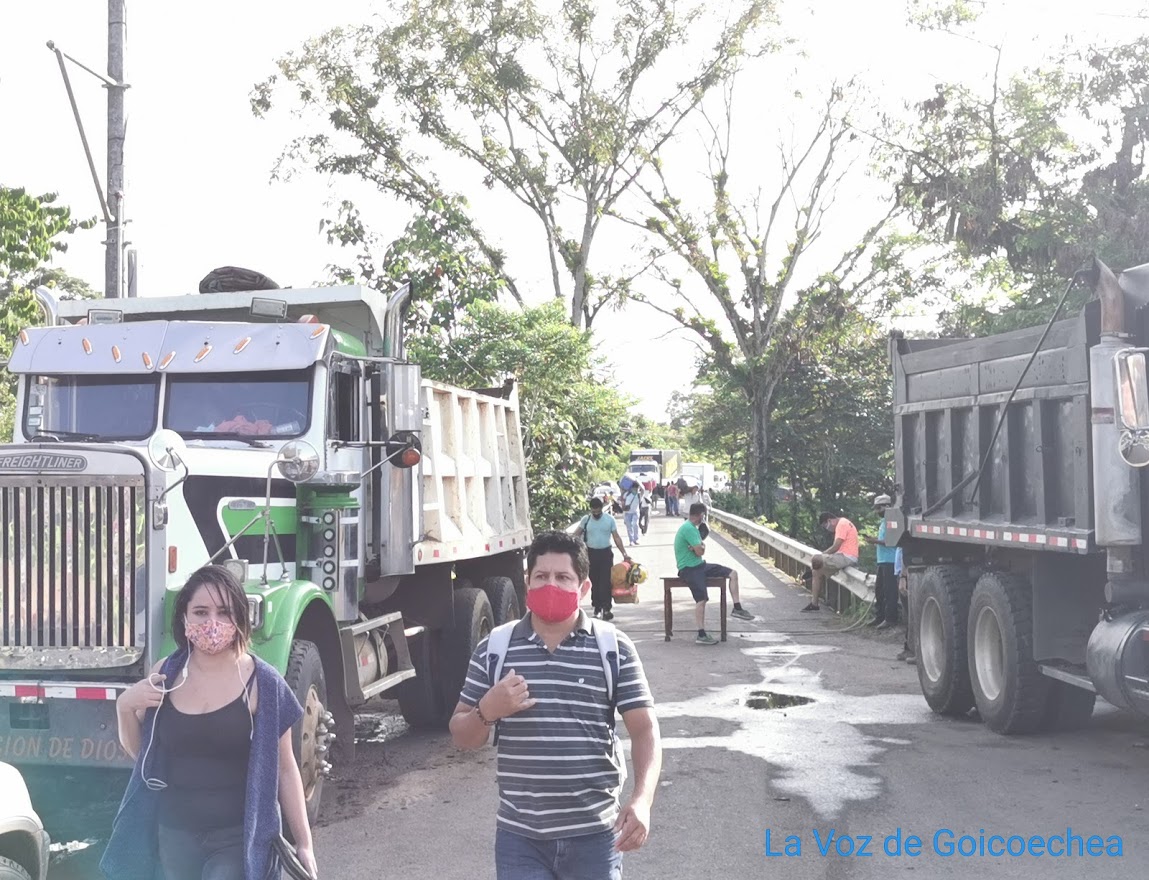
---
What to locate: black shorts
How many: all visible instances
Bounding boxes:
[679,563,733,602]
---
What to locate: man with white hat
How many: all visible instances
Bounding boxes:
[866,493,898,629]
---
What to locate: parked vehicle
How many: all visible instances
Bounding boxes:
[628,449,683,499]
[0,281,531,822]
[0,763,49,880]
[681,462,716,491]
[887,258,1149,733]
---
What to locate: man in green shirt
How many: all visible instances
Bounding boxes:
[674,503,754,645]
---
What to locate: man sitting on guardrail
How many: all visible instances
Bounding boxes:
[803,511,859,612]
[675,503,755,645]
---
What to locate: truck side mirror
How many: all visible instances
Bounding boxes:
[1115,348,1149,467]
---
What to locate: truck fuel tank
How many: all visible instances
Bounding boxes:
[1086,609,1149,716]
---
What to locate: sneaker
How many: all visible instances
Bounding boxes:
[867,618,883,627]
[730,608,754,621]
[601,611,614,622]
[695,632,719,645]
[895,649,912,661]
[904,654,917,665]
[800,603,821,612]
[593,609,602,619]
[875,620,892,631]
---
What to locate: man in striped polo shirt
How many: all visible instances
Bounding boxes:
[450,530,662,879]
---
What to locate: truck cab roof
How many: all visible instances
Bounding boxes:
[51,284,399,357]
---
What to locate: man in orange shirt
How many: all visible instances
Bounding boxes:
[802,511,859,612]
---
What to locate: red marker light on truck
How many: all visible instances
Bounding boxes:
[400,448,421,467]
[168,546,178,574]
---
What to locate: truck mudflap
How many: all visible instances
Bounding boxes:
[0,684,132,769]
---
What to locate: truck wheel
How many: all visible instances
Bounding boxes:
[482,576,520,626]
[1042,680,1096,730]
[916,565,975,716]
[397,630,447,729]
[967,571,1051,734]
[285,639,328,826]
[443,586,495,715]
[0,856,33,880]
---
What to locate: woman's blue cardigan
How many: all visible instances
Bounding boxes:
[100,650,304,880]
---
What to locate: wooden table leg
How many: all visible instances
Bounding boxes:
[664,583,672,641]
[720,579,728,642]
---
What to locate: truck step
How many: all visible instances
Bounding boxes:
[1038,664,1095,692]
[360,668,418,700]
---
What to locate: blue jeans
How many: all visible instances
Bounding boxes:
[623,512,640,543]
[496,828,623,880]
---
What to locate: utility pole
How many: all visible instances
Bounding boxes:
[48,2,131,300]
[106,0,127,299]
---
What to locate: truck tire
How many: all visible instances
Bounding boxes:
[397,630,447,729]
[482,576,520,627]
[285,639,328,826]
[0,856,32,880]
[1042,680,1097,731]
[916,565,975,716]
[967,571,1051,734]
[443,587,495,712]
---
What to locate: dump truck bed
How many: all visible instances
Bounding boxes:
[891,311,1097,553]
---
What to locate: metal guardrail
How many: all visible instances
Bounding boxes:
[709,508,875,609]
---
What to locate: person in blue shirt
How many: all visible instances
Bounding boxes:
[865,494,899,629]
[579,497,631,620]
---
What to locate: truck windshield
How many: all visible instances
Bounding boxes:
[165,369,312,439]
[24,375,160,440]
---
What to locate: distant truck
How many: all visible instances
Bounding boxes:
[628,449,682,494]
[0,281,531,823]
[887,258,1149,734]
[681,462,716,491]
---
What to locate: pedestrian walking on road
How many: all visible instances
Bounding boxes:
[865,494,898,629]
[102,565,318,880]
[803,511,859,612]
[580,496,630,621]
[665,481,679,517]
[675,503,754,645]
[450,530,663,880]
[621,483,643,545]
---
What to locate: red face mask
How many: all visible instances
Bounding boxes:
[526,584,580,623]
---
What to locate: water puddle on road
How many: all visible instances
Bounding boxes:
[658,640,934,818]
[745,690,814,710]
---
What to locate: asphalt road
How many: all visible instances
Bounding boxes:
[46,511,1149,879]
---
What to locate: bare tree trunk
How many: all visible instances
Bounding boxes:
[569,206,596,329]
[789,472,799,537]
[751,380,773,517]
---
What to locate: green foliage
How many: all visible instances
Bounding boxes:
[408,300,630,529]
[883,31,1149,333]
[254,0,776,328]
[323,197,505,340]
[0,187,94,440]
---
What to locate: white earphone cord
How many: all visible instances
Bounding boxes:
[140,654,254,792]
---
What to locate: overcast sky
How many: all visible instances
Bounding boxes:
[2,0,1143,419]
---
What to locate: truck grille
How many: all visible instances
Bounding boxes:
[0,480,146,648]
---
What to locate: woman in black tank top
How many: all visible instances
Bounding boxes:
[113,566,317,879]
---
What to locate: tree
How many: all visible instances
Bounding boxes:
[0,187,94,439]
[622,82,911,514]
[253,0,775,328]
[409,299,630,528]
[323,197,506,341]
[879,22,1149,333]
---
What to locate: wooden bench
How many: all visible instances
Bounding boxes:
[662,576,728,642]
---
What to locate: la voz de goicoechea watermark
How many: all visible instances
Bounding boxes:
[766,828,1124,859]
